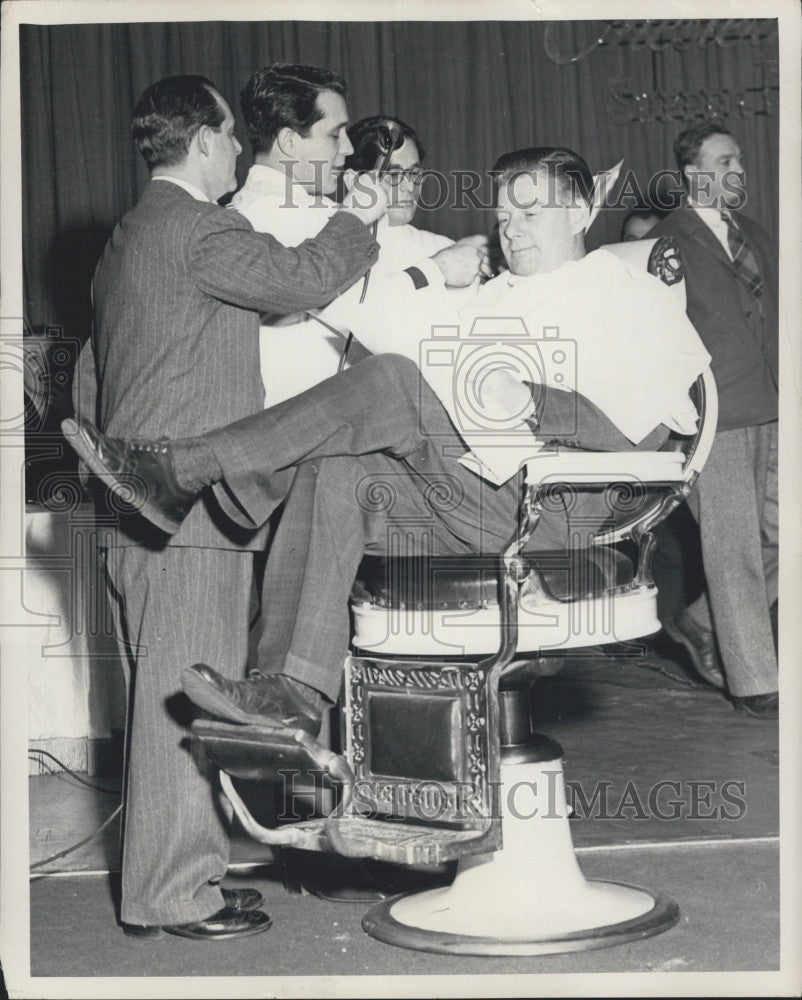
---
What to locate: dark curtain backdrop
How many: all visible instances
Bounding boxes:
[20,19,779,343]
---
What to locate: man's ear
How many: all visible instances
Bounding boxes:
[194,124,213,158]
[568,201,590,236]
[275,126,297,158]
[682,162,699,198]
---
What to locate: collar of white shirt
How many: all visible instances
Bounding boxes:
[151,175,211,203]
[688,201,733,259]
[235,163,336,209]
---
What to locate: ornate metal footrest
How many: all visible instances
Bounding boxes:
[215,796,490,865]
[323,816,489,866]
[192,719,493,864]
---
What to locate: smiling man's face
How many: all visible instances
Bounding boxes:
[685,132,746,210]
[496,169,584,276]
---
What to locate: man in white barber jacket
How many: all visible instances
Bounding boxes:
[231,63,487,404]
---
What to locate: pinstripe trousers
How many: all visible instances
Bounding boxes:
[684,421,778,697]
[103,544,254,926]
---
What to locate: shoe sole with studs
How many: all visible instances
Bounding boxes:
[61,417,182,535]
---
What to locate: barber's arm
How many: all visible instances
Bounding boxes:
[188,205,381,316]
[314,262,452,359]
[311,237,490,358]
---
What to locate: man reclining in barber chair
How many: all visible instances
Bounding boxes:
[63,147,713,952]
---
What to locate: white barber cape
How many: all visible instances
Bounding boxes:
[229,164,451,405]
[231,168,709,484]
[329,249,712,484]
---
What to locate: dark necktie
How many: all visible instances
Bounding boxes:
[720,209,763,298]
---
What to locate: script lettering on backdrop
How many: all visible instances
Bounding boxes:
[542,19,778,66]
[606,57,779,124]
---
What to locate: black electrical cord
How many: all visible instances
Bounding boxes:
[28,748,120,794]
[557,657,718,691]
[634,658,715,689]
[30,804,123,871]
[29,747,124,873]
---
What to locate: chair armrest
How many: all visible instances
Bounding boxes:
[523,367,717,489]
[524,450,686,485]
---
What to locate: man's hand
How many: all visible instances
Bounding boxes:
[339,173,388,227]
[432,236,492,287]
[472,367,536,425]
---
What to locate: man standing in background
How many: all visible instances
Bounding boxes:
[653,121,778,719]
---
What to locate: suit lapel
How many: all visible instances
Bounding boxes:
[675,204,734,271]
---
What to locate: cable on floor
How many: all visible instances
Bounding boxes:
[545,655,718,691]
[28,748,121,794]
[30,803,123,871]
[634,658,716,689]
[29,747,123,873]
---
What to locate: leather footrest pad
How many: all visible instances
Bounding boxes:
[192,720,330,783]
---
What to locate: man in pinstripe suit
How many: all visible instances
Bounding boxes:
[73,75,385,939]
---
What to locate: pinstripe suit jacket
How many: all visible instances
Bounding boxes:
[76,179,378,548]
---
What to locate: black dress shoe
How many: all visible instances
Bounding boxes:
[663,611,726,689]
[122,888,265,938]
[181,665,323,738]
[731,691,778,719]
[61,417,197,534]
[220,886,263,911]
[123,905,271,940]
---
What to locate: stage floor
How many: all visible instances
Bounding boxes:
[27,639,781,984]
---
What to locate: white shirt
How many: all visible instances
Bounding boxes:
[230,164,337,244]
[230,163,451,405]
[690,202,733,260]
[151,175,210,203]
[231,163,452,262]
[371,220,452,274]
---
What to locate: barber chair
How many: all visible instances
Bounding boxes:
[191,238,717,955]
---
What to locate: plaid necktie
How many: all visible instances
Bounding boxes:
[720,209,763,298]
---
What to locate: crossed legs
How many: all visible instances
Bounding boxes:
[255,450,523,700]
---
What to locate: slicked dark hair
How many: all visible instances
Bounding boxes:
[343,115,425,172]
[240,64,347,155]
[492,146,594,207]
[132,75,225,170]
[673,120,733,188]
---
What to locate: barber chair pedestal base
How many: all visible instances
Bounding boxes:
[281,850,456,903]
[362,743,679,956]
